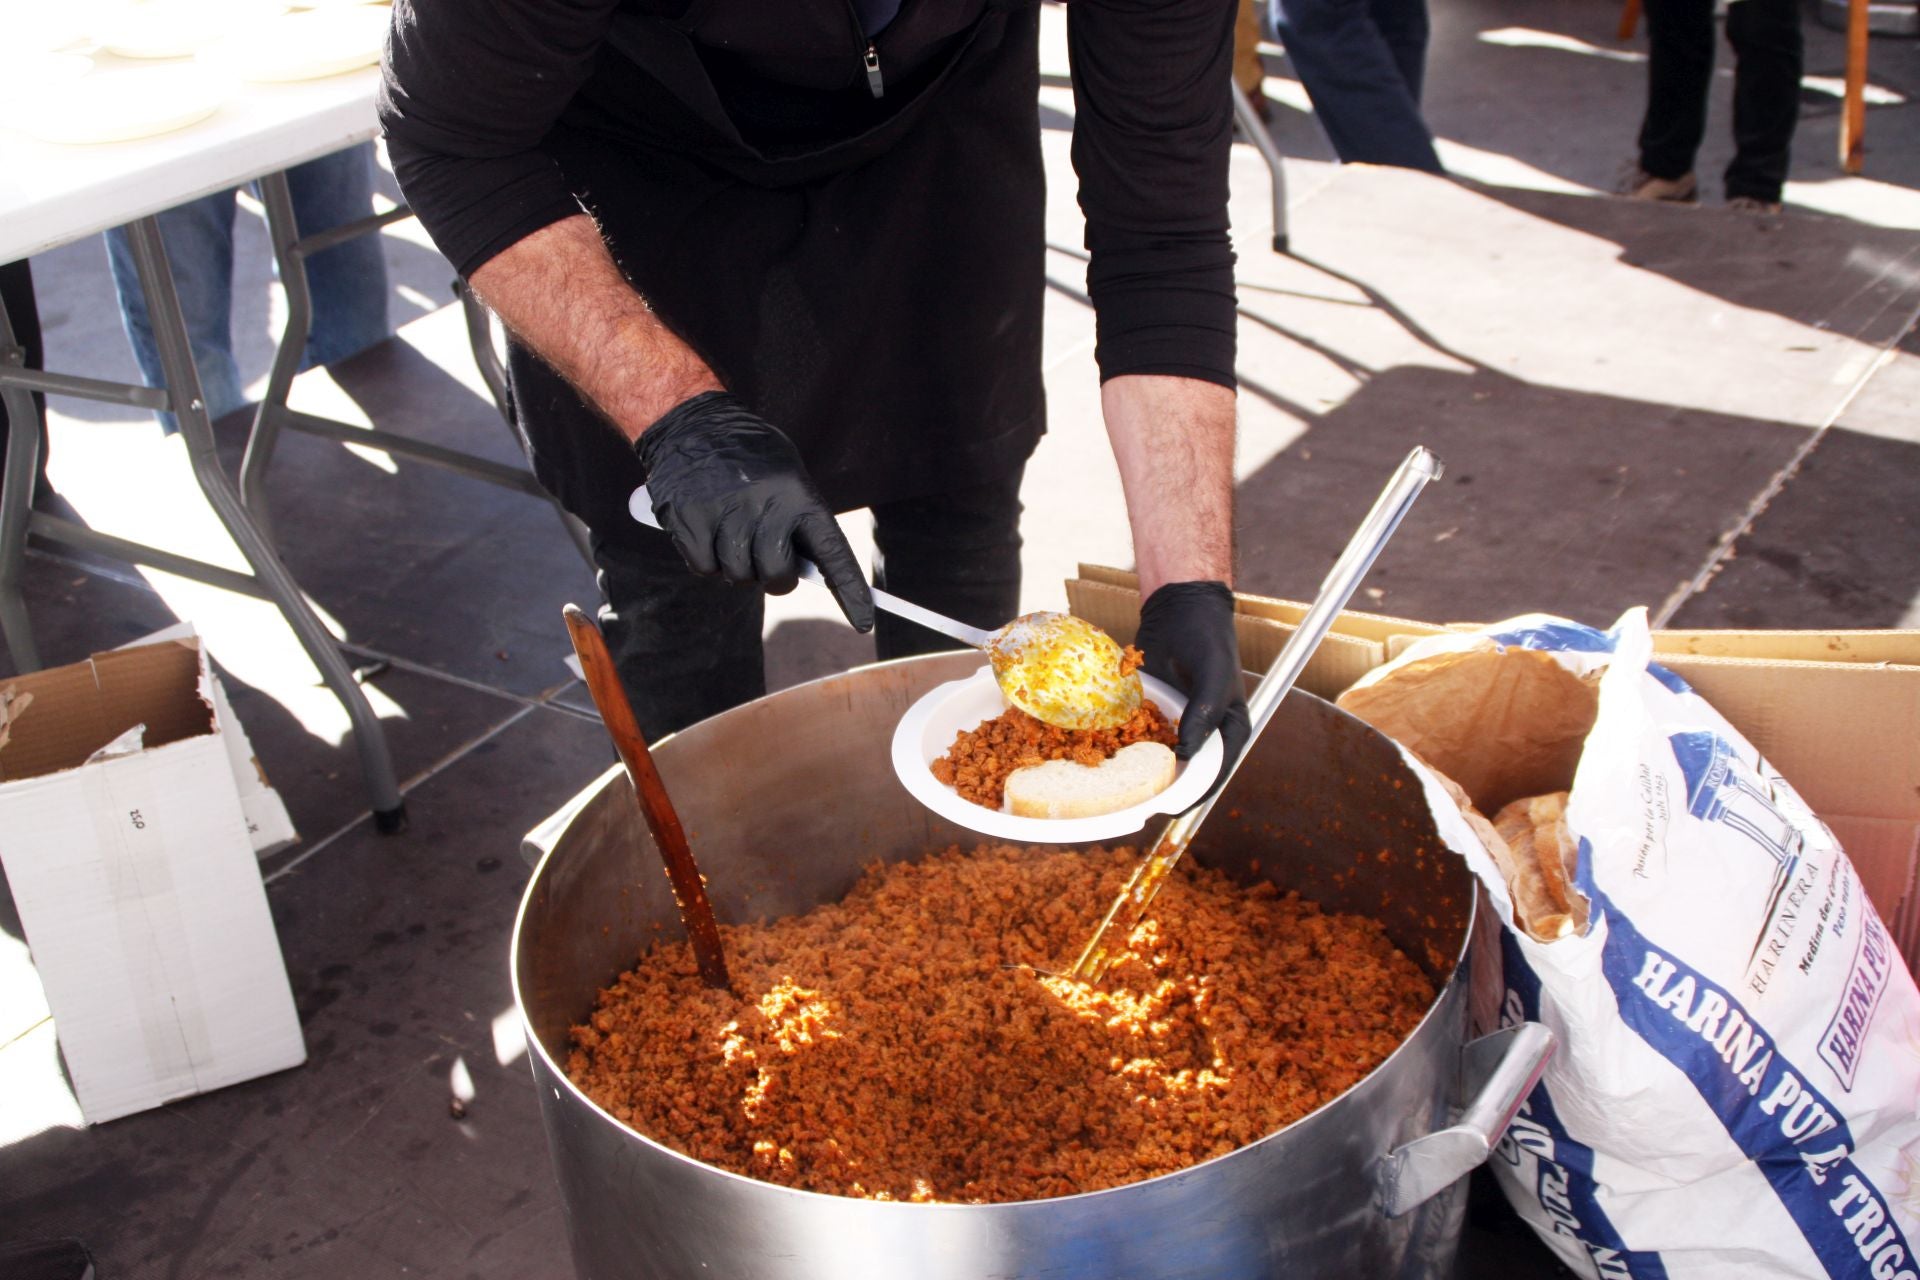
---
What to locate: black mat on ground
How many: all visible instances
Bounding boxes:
[1469,183,1920,348]
[206,333,598,703]
[1669,424,1920,629]
[0,550,543,848]
[0,552,179,677]
[1232,364,1808,626]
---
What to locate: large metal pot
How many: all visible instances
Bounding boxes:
[513,653,1550,1279]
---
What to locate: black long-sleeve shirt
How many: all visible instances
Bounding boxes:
[379,0,1238,389]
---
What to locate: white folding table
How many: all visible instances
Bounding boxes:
[0,61,566,832]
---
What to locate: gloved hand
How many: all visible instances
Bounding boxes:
[636,391,874,632]
[1135,580,1252,793]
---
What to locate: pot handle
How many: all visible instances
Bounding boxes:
[1379,1021,1555,1217]
[520,764,625,868]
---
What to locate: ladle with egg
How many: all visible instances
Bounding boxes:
[626,486,1143,730]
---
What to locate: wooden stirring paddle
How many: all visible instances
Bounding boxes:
[563,604,731,992]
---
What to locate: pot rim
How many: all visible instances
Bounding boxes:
[510,655,1476,1214]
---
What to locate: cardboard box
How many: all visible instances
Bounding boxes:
[1068,567,1920,974]
[0,636,306,1123]
[124,623,296,858]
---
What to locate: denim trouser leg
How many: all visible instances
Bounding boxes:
[1371,0,1431,104]
[1271,0,1442,171]
[105,190,244,431]
[281,145,389,367]
[104,143,388,431]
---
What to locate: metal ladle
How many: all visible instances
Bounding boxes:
[627,486,1142,730]
[1067,446,1445,983]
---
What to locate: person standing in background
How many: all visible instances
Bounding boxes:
[1236,0,1272,121]
[1620,0,1804,212]
[1268,0,1442,171]
[104,144,390,432]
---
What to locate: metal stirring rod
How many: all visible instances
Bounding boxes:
[1067,446,1445,984]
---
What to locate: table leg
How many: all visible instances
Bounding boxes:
[0,294,44,673]
[452,279,597,572]
[125,215,407,831]
[237,169,310,547]
[247,169,599,584]
[1231,79,1290,254]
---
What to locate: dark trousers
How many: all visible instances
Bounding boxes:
[594,469,1025,741]
[1271,0,1442,172]
[1638,0,1804,202]
[0,260,48,494]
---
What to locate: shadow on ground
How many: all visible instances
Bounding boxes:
[1468,180,1920,345]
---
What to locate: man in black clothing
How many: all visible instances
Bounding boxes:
[379,0,1251,768]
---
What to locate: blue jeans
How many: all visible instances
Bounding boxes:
[1271,0,1442,172]
[105,144,389,431]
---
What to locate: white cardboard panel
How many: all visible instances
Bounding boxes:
[0,650,305,1124]
[120,623,297,857]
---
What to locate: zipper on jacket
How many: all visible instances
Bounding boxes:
[843,0,886,98]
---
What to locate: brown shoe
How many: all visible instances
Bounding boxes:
[1617,165,1699,203]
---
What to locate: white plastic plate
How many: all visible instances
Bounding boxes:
[197,5,388,81]
[0,52,94,102]
[892,665,1223,844]
[24,66,230,144]
[96,0,283,59]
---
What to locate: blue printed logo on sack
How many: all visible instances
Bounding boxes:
[1496,932,1672,1279]
[1488,619,1692,693]
[1670,731,1814,996]
[1489,621,1618,654]
[1597,873,1919,1280]
[1671,731,1805,870]
[1818,911,1895,1091]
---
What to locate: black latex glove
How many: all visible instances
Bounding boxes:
[636,391,874,632]
[1135,581,1252,792]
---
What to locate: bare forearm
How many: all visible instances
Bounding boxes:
[467,214,721,443]
[1102,374,1236,595]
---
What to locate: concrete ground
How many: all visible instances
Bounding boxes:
[2,0,1917,1276]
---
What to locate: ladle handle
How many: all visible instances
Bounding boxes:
[1175,445,1442,838]
[627,485,995,649]
[563,604,731,992]
[1068,446,1442,983]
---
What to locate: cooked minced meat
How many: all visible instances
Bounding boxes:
[567,844,1432,1204]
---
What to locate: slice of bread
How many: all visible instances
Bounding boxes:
[1005,742,1178,820]
[1491,791,1589,941]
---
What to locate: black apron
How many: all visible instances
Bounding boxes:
[507,0,1047,535]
